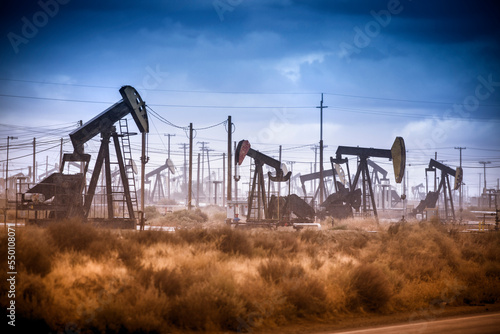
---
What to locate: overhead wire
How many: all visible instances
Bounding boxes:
[0,140,70,163]
[1,91,499,123]
[1,77,500,108]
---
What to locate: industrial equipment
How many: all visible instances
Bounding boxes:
[327,137,406,220]
[146,158,175,203]
[299,169,338,205]
[412,159,462,221]
[234,140,316,228]
[367,159,401,210]
[412,183,426,200]
[19,86,148,226]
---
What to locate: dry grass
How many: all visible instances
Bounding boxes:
[1,218,499,332]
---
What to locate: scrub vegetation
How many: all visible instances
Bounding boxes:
[1,217,499,333]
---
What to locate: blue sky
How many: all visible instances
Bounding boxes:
[1,0,499,198]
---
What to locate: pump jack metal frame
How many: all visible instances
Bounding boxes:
[146,159,175,203]
[235,140,317,229]
[332,137,406,221]
[237,140,291,224]
[299,169,337,206]
[19,86,148,227]
[412,159,462,222]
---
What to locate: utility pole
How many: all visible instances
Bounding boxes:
[4,136,17,225]
[233,141,239,202]
[288,161,295,193]
[455,147,466,212]
[478,173,482,198]
[316,93,328,205]
[164,134,175,199]
[59,138,64,171]
[206,148,214,205]
[279,145,282,217]
[434,152,438,191]
[311,145,319,194]
[188,123,193,210]
[179,143,188,195]
[479,161,491,194]
[223,152,226,207]
[196,153,200,207]
[227,116,232,205]
[32,137,36,183]
[197,141,210,203]
[140,132,149,230]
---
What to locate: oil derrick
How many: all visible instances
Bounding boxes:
[324,137,406,221]
[412,159,462,221]
[146,159,175,203]
[235,140,317,228]
[367,159,400,210]
[19,86,148,226]
[299,168,337,206]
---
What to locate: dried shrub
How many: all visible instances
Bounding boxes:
[16,227,54,277]
[277,232,300,254]
[211,211,228,222]
[252,232,300,257]
[125,229,178,246]
[177,227,210,244]
[336,233,369,255]
[153,267,183,297]
[484,261,500,278]
[144,205,160,220]
[300,229,324,244]
[258,258,305,284]
[85,229,121,260]
[381,223,459,281]
[347,264,392,312]
[283,276,328,317]
[253,232,280,255]
[16,274,54,330]
[117,239,143,270]
[169,275,246,331]
[213,227,253,256]
[171,208,208,224]
[47,219,98,253]
[89,283,169,334]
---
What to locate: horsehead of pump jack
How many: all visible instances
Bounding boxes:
[68,85,149,156]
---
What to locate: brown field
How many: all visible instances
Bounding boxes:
[1,213,500,333]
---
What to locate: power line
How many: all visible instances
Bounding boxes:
[1,92,499,123]
[324,92,500,107]
[2,77,500,108]
[0,140,69,163]
[147,106,228,131]
[0,93,112,104]
[147,106,188,130]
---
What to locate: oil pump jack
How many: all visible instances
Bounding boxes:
[299,168,338,205]
[323,137,406,221]
[146,159,175,203]
[235,140,316,228]
[412,159,462,221]
[20,86,148,226]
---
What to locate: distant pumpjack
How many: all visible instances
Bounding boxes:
[235,140,315,227]
[146,159,175,203]
[326,137,406,221]
[412,159,462,221]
